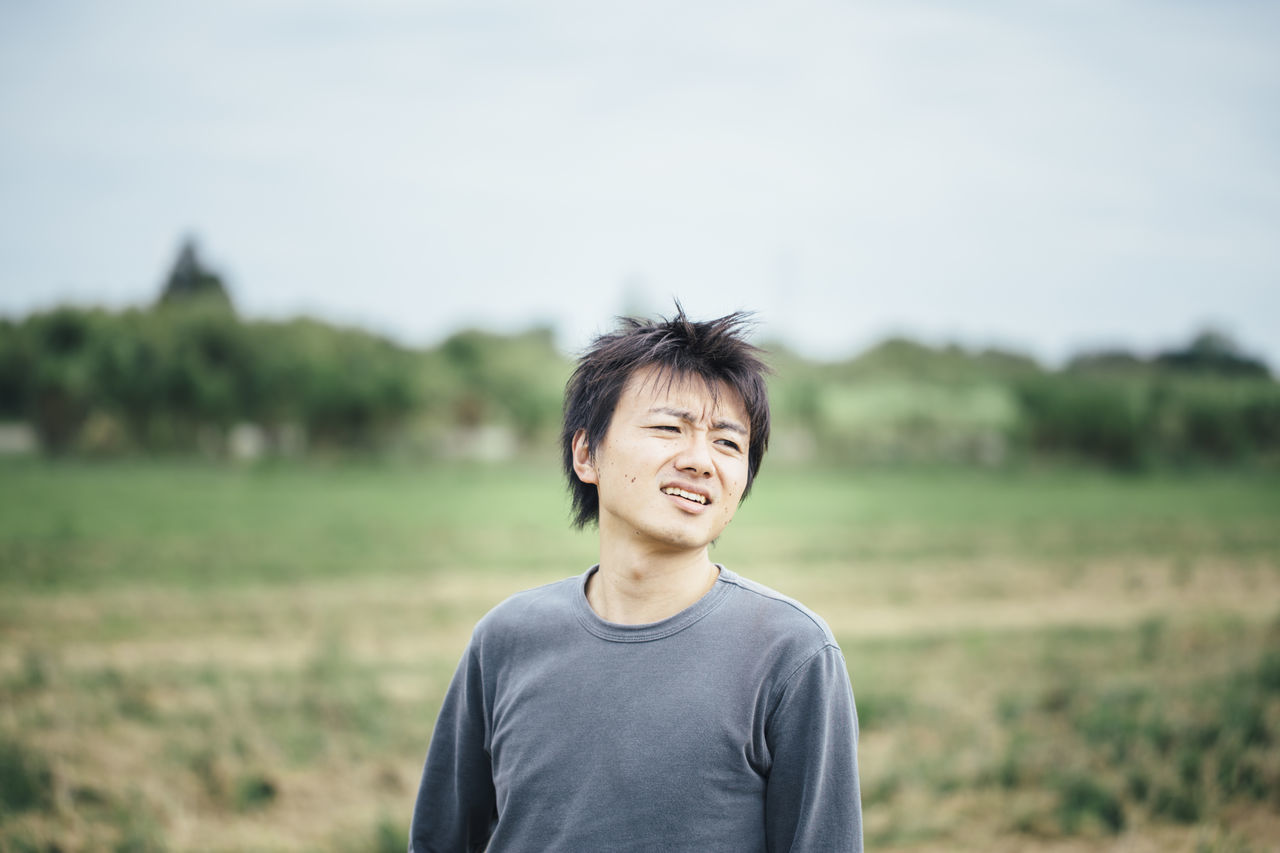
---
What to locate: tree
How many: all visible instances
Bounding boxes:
[156,237,234,312]
[1155,329,1270,378]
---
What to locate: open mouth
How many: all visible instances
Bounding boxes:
[662,486,708,505]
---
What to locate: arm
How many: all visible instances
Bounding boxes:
[764,644,862,853]
[409,640,497,853]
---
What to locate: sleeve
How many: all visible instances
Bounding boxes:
[408,638,498,853]
[763,644,863,853]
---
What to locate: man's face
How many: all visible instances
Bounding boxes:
[573,366,751,556]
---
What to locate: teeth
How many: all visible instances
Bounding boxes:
[663,487,706,504]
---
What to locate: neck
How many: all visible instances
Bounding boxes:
[587,539,719,625]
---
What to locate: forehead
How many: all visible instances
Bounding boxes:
[615,365,748,425]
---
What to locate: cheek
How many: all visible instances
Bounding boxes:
[719,473,747,520]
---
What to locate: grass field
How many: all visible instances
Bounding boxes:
[2,458,1279,851]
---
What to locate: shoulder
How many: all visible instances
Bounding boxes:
[713,569,851,713]
[718,568,839,645]
[715,568,843,678]
[470,573,582,653]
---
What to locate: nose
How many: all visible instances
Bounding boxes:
[675,432,714,478]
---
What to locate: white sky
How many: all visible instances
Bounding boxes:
[2,0,1277,367]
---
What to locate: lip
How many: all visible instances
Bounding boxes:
[660,481,713,514]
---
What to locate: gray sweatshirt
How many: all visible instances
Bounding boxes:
[409,566,862,852]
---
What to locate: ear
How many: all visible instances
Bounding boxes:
[571,429,598,485]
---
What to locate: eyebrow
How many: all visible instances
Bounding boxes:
[649,406,748,436]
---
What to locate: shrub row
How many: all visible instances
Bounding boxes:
[2,306,1277,465]
[0,307,566,455]
[1014,374,1280,468]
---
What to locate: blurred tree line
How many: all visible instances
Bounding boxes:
[766,334,1278,469]
[0,241,568,459]
[0,242,1276,467]
[0,304,571,459]
[2,306,1276,468]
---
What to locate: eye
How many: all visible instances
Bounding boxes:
[649,425,680,433]
[716,438,741,452]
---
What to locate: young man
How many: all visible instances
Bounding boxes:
[409,309,862,852]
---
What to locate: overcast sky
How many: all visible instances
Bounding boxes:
[2,0,1277,366]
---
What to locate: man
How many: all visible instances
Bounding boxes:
[409,308,862,852]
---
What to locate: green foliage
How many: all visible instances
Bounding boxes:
[435,326,568,440]
[111,791,168,853]
[1258,649,1280,693]
[1154,329,1270,378]
[1011,371,1280,468]
[1014,375,1146,468]
[20,307,101,451]
[995,635,1280,837]
[807,380,1017,464]
[1055,774,1126,834]
[1148,377,1280,464]
[0,307,422,454]
[0,317,29,419]
[372,816,409,853]
[817,337,1042,383]
[774,332,1278,468]
[232,772,278,812]
[1071,329,1272,380]
[156,238,233,313]
[1072,685,1148,762]
[2,308,1277,468]
[1151,784,1200,824]
[264,318,418,447]
[0,736,54,814]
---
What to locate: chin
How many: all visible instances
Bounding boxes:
[655,525,723,552]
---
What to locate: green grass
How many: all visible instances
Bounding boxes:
[3,458,1277,593]
[0,458,597,591]
[1,457,1279,850]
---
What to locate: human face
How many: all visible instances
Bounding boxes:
[572,366,751,557]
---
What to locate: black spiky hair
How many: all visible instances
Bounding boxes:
[561,304,772,529]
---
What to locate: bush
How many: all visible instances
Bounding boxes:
[1014,376,1146,468]
[5,305,1275,464]
[1149,378,1280,464]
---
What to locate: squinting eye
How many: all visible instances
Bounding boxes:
[717,439,741,451]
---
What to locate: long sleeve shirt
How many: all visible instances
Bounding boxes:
[410,566,862,852]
